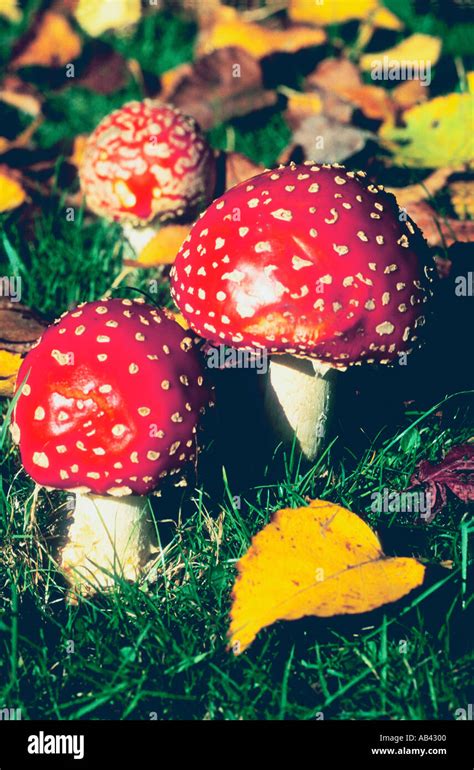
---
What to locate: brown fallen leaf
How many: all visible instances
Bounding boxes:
[166,46,277,130]
[197,5,326,59]
[392,79,429,111]
[306,57,362,95]
[0,299,47,397]
[224,151,264,191]
[341,84,395,122]
[0,166,27,212]
[11,11,82,69]
[405,201,474,247]
[0,299,47,355]
[76,44,131,95]
[306,58,396,122]
[386,168,455,207]
[0,76,42,117]
[229,500,425,654]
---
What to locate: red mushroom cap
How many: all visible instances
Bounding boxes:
[170,162,432,367]
[79,100,216,225]
[11,298,213,496]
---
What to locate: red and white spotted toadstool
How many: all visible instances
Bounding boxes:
[79,100,216,256]
[10,298,213,595]
[170,161,432,460]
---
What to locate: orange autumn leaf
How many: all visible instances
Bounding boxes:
[11,11,82,69]
[340,84,394,121]
[137,224,191,266]
[197,6,325,59]
[229,500,425,654]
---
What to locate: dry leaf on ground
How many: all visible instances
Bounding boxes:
[197,5,325,59]
[0,299,47,397]
[224,151,263,191]
[281,114,368,165]
[0,76,42,116]
[11,11,82,69]
[229,500,425,654]
[0,166,27,212]
[409,445,474,515]
[288,0,402,29]
[405,201,474,247]
[379,94,474,168]
[360,34,442,73]
[73,0,141,37]
[166,47,277,130]
[386,168,454,207]
[0,0,21,22]
[449,181,474,219]
[136,224,191,266]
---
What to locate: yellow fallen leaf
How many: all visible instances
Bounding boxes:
[380,93,474,168]
[229,500,425,654]
[0,168,26,211]
[162,308,189,330]
[286,90,323,117]
[449,181,474,219]
[0,0,21,22]
[289,0,402,29]
[198,6,325,59]
[11,12,82,69]
[137,224,191,266]
[69,134,89,170]
[360,33,441,72]
[74,0,141,37]
[0,350,22,398]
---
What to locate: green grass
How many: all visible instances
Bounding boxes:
[0,399,472,719]
[0,6,472,722]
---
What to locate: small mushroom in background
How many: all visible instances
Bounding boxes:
[10,298,214,596]
[170,161,433,462]
[79,99,216,260]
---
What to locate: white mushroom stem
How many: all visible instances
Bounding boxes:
[59,492,156,596]
[262,355,336,462]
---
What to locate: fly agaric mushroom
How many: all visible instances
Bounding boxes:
[79,100,216,257]
[10,298,213,595]
[170,161,431,461]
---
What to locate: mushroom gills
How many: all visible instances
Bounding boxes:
[263,355,336,462]
[59,493,156,596]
